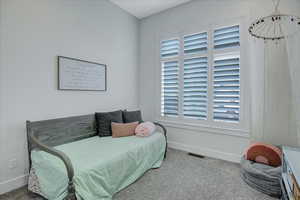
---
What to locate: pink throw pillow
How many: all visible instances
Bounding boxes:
[135,122,156,137]
[244,142,282,167]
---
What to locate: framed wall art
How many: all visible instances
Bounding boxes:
[58,56,107,91]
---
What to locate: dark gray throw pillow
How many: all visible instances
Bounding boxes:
[96,110,123,137]
[123,110,143,123]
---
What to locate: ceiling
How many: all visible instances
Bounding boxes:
[109,0,192,19]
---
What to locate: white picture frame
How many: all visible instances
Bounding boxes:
[58,56,107,91]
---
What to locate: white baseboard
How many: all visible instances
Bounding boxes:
[0,174,28,195]
[168,141,241,163]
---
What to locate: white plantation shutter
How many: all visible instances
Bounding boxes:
[161,39,180,58]
[161,60,179,117]
[213,55,240,122]
[160,23,243,128]
[214,25,240,49]
[183,57,208,119]
[184,32,208,54]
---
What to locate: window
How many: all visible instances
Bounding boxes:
[160,24,242,126]
[184,32,208,54]
[213,25,240,122]
[161,60,179,117]
[161,39,180,117]
[213,55,240,122]
[214,25,240,49]
[161,39,180,58]
[183,57,208,119]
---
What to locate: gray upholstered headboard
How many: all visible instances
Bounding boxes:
[26,114,97,152]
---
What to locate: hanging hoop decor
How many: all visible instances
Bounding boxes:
[248,0,300,40]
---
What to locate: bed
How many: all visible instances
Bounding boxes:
[26,114,167,200]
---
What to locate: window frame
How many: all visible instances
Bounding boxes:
[160,37,181,118]
[212,51,241,123]
[156,19,250,135]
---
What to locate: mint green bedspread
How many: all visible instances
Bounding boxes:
[31,133,166,200]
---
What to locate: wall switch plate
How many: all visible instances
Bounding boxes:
[8,159,17,169]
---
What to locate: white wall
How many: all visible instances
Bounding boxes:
[139,0,300,162]
[0,0,139,194]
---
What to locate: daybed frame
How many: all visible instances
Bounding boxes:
[26,114,167,200]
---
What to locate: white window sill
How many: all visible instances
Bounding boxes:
[155,119,250,138]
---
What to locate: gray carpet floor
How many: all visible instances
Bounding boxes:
[0,148,277,200]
